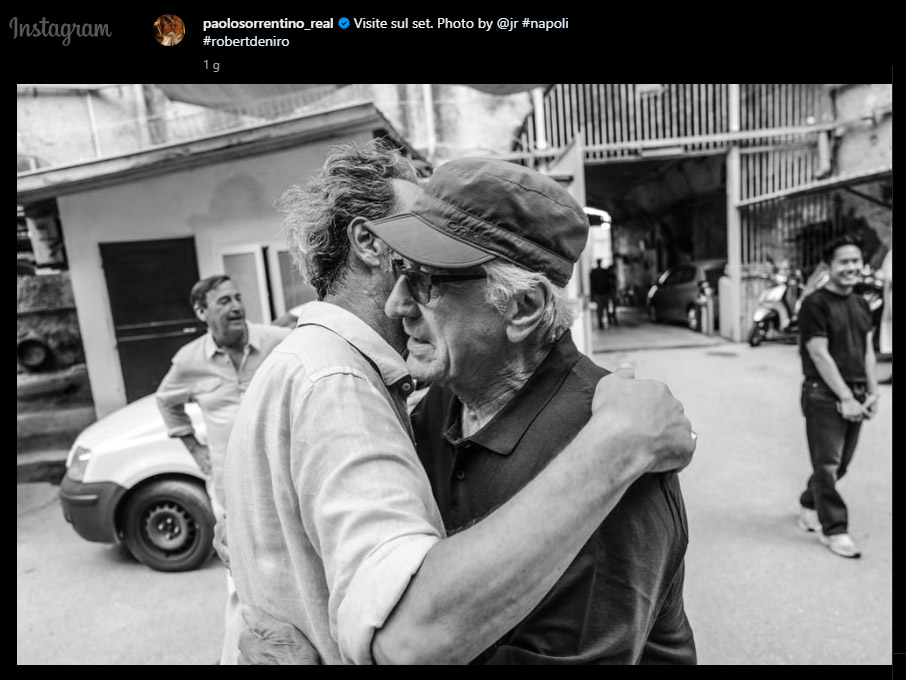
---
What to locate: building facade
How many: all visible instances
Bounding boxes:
[17,99,423,416]
[512,83,892,340]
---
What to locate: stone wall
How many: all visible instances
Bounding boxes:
[17,273,85,372]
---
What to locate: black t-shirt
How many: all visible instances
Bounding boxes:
[797,288,873,383]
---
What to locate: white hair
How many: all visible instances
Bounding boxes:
[482,260,576,343]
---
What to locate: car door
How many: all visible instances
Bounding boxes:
[661,265,696,322]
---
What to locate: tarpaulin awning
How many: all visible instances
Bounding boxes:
[156,84,347,109]
[156,84,548,113]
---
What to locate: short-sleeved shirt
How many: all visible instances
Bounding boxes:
[411,331,696,664]
[223,302,445,665]
[798,288,873,384]
[156,321,291,502]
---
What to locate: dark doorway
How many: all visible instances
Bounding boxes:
[99,238,205,403]
[584,154,728,308]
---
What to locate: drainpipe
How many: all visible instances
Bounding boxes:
[725,84,743,342]
[532,87,548,152]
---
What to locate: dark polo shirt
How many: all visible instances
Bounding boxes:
[411,331,696,665]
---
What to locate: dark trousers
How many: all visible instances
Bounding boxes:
[592,294,608,329]
[606,294,618,325]
[799,380,866,535]
[592,294,618,329]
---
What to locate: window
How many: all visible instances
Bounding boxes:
[674,266,696,284]
[664,266,695,286]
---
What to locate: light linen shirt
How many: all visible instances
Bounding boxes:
[156,322,291,503]
[224,302,445,665]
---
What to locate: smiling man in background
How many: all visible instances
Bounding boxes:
[796,235,879,559]
[156,274,290,663]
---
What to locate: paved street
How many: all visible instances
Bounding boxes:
[17,483,224,665]
[17,320,892,665]
[593,334,892,665]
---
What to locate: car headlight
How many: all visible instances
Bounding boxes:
[66,446,92,482]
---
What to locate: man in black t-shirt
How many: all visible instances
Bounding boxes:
[796,235,879,559]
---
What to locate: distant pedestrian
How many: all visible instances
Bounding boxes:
[589,259,617,329]
[156,275,290,662]
[796,235,879,558]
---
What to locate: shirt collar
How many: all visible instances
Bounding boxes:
[442,331,581,456]
[202,322,258,358]
[294,301,411,388]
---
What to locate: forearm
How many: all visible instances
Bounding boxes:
[156,367,195,436]
[373,421,647,665]
[865,344,878,394]
[178,433,202,453]
[810,352,855,400]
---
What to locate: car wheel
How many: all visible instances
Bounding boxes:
[648,304,660,323]
[17,338,53,371]
[686,306,701,332]
[121,479,215,572]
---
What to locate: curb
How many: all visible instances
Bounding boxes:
[17,406,96,440]
[17,449,69,485]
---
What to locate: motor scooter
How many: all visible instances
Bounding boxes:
[748,267,805,346]
[749,261,885,348]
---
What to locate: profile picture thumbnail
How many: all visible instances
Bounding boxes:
[154,14,185,46]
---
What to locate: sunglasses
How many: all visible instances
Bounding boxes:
[391,259,486,304]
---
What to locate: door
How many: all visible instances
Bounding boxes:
[219,243,319,323]
[100,238,205,403]
[221,245,272,324]
[266,246,318,315]
[660,265,696,322]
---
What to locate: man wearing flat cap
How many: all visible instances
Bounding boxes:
[224,143,696,665]
[370,157,696,664]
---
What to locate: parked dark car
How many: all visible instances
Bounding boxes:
[647,259,727,331]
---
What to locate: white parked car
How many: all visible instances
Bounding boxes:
[59,395,215,572]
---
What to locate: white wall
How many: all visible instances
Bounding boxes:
[834,84,892,175]
[59,130,374,417]
[370,84,534,164]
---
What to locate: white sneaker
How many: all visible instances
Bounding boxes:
[819,532,862,558]
[797,506,821,533]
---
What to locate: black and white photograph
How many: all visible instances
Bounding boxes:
[18,82,892,665]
